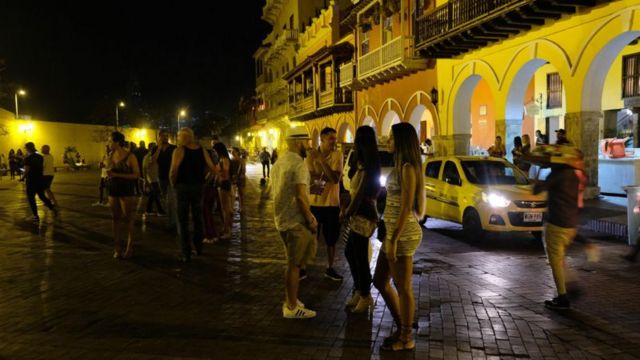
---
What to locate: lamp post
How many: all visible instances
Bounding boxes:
[177,109,187,130]
[14,89,26,119]
[115,101,125,130]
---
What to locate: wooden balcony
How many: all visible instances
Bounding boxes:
[318,88,353,109]
[339,62,359,90]
[265,79,288,97]
[357,35,428,88]
[261,0,286,25]
[415,0,600,58]
[265,29,299,65]
[290,95,315,119]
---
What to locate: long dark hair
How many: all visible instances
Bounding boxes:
[213,142,230,160]
[391,122,425,217]
[354,126,381,198]
[348,125,376,179]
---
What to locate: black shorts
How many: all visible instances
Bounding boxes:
[311,206,340,246]
[42,175,54,189]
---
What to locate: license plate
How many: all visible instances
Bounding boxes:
[523,212,542,222]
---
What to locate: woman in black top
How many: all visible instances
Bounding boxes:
[107,131,140,259]
[214,142,233,240]
[170,128,216,262]
[342,126,381,314]
[8,149,17,180]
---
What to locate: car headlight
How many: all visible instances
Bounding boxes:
[482,192,511,208]
[379,175,387,187]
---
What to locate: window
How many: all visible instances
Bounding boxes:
[443,161,461,185]
[547,72,562,109]
[460,160,529,185]
[320,63,333,92]
[623,53,640,98]
[383,16,393,44]
[425,161,442,179]
[361,30,370,55]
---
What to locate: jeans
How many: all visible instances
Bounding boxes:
[175,183,204,257]
[27,182,54,218]
[159,179,176,228]
[145,182,164,214]
[262,161,270,178]
[345,230,371,296]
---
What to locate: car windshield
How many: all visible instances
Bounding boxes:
[460,160,529,185]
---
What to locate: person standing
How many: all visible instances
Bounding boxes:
[40,145,57,206]
[260,147,271,179]
[535,130,546,146]
[272,125,318,319]
[519,134,532,174]
[512,136,524,168]
[488,136,506,158]
[143,143,164,216]
[271,148,278,165]
[342,126,381,313]
[153,129,177,231]
[203,140,221,243]
[106,132,140,259]
[93,145,111,207]
[8,149,17,180]
[23,142,57,223]
[16,149,25,180]
[231,147,247,213]
[373,123,425,352]
[306,127,344,281]
[214,142,233,240]
[529,146,581,309]
[170,128,217,263]
[555,129,570,145]
[135,140,148,197]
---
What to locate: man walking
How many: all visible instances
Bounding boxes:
[153,129,177,231]
[306,127,343,281]
[23,142,56,223]
[272,125,318,319]
[528,145,581,309]
[260,147,271,178]
[41,145,57,206]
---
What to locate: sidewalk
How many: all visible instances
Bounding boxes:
[583,196,629,241]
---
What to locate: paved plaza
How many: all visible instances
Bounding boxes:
[1,165,640,359]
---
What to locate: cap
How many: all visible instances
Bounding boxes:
[286,125,310,140]
[555,129,566,134]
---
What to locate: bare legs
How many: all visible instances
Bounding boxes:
[373,251,416,350]
[109,196,137,258]
[285,263,301,309]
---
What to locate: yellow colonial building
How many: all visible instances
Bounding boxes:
[251,0,640,196]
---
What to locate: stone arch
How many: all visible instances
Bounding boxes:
[338,122,355,143]
[378,98,404,123]
[405,91,440,137]
[358,105,379,132]
[361,115,377,135]
[447,60,500,131]
[381,111,401,137]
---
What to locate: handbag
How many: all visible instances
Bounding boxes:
[309,172,326,196]
[349,214,377,238]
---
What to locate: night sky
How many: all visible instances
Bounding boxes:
[0,2,270,128]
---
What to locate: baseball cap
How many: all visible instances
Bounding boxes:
[286,125,310,140]
[555,129,566,134]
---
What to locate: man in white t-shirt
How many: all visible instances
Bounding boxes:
[272,125,318,319]
[41,145,57,206]
[93,145,111,207]
[305,127,343,281]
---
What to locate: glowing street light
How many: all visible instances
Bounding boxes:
[177,109,187,130]
[115,101,125,130]
[14,89,26,119]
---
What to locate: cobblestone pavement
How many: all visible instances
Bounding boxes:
[1,165,640,359]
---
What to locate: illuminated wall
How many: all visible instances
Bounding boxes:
[0,111,157,166]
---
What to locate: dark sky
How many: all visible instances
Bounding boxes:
[0,2,270,125]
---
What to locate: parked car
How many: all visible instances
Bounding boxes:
[423,156,546,241]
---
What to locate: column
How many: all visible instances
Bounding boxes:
[433,134,471,156]
[565,111,602,199]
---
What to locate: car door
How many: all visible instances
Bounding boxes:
[441,160,462,221]
[424,160,444,218]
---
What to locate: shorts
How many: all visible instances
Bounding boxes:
[311,206,340,246]
[42,175,54,190]
[280,224,317,266]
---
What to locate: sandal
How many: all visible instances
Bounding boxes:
[380,326,415,352]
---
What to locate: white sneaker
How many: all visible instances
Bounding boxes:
[91,202,102,207]
[203,238,218,244]
[282,302,316,319]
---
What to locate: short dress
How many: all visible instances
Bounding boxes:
[382,168,423,257]
[108,153,136,197]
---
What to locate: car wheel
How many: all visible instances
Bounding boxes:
[463,208,484,241]
[531,231,543,242]
[419,215,428,228]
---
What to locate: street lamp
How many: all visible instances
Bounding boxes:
[14,89,26,119]
[115,101,125,130]
[177,109,187,130]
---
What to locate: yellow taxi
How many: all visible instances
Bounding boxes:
[423,156,546,240]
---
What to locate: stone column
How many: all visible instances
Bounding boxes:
[504,118,522,162]
[565,111,602,199]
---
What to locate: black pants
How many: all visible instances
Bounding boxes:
[145,182,164,214]
[175,183,204,258]
[345,231,371,296]
[262,161,270,178]
[27,183,54,218]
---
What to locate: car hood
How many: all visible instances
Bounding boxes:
[476,184,546,200]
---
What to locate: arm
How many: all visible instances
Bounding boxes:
[314,152,342,184]
[342,170,365,218]
[390,164,417,244]
[202,148,217,173]
[295,183,317,232]
[169,147,184,186]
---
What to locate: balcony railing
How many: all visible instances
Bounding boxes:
[318,88,353,109]
[290,96,315,117]
[339,62,354,88]
[357,35,426,86]
[265,29,299,65]
[262,0,286,25]
[415,0,599,57]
